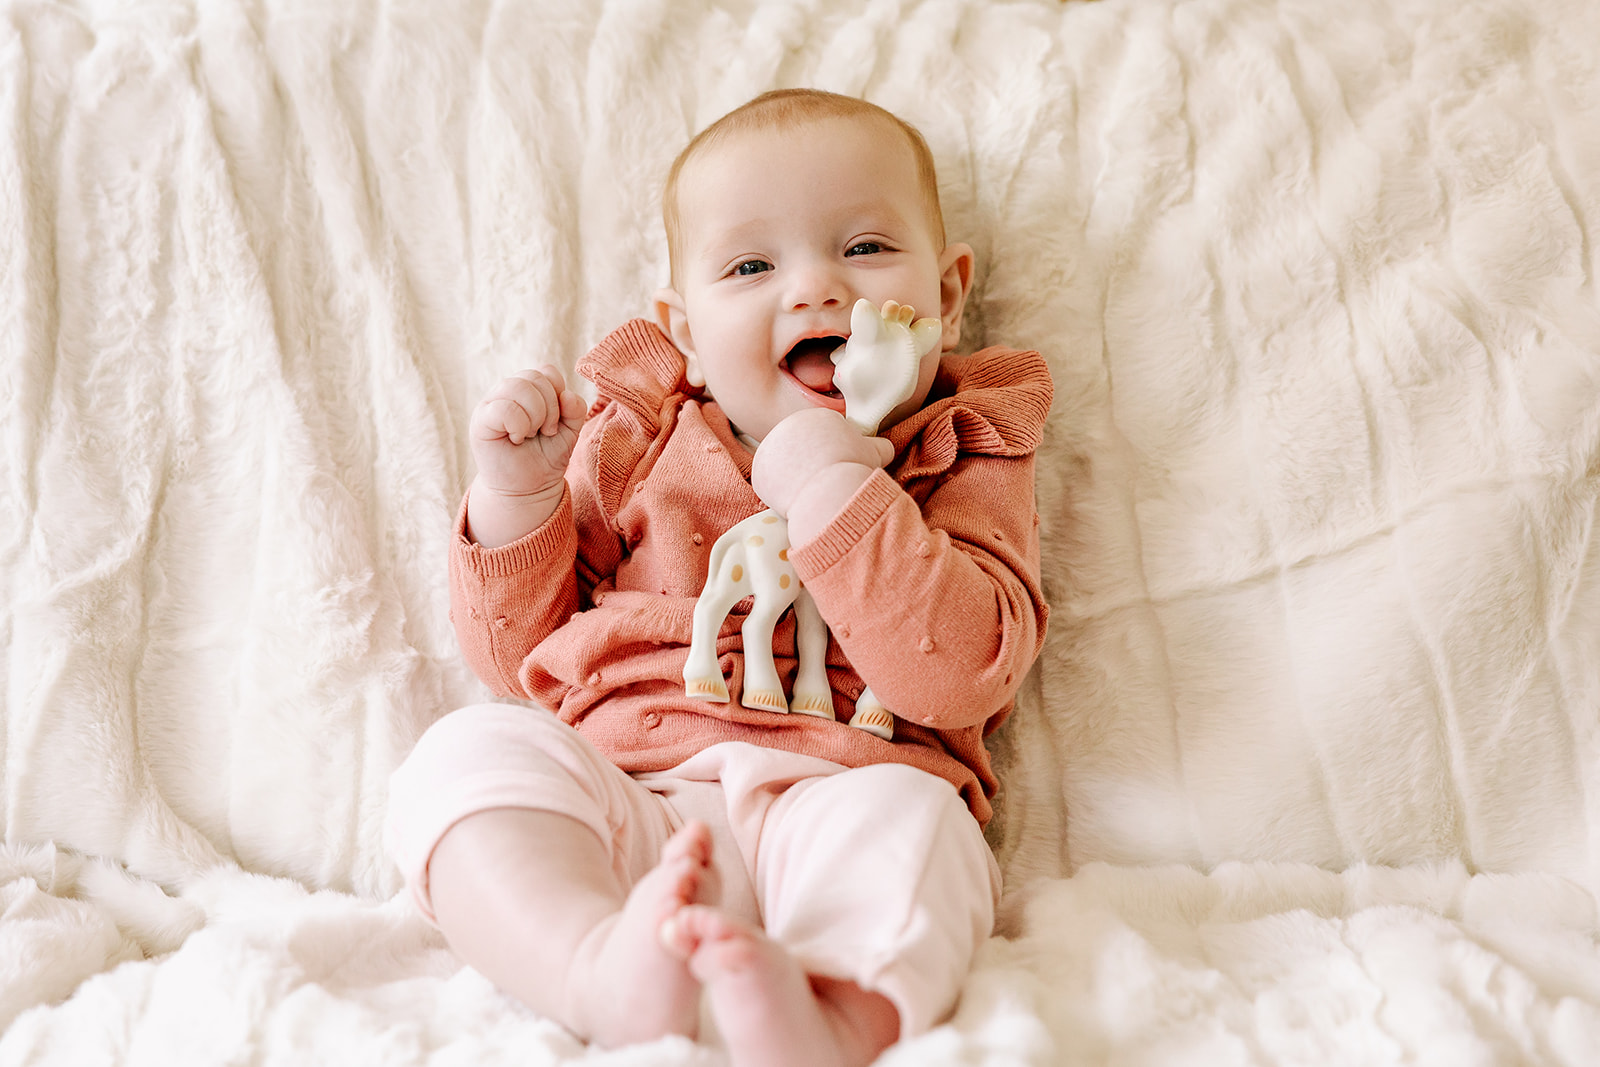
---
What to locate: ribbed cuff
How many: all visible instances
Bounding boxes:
[451,488,576,579]
[789,468,902,578]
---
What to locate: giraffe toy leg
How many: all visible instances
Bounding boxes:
[789,589,834,719]
[684,534,750,702]
[686,508,887,733]
[738,593,794,713]
[684,577,744,702]
[850,686,894,741]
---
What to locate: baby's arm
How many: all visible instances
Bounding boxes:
[784,453,1047,732]
[450,365,590,696]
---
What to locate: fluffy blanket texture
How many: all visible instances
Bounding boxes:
[3,0,1599,1062]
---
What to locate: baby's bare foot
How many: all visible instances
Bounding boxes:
[662,905,894,1067]
[568,821,716,1046]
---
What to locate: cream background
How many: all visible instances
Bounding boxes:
[4,0,1600,1062]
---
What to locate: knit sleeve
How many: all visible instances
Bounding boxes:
[447,319,685,697]
[448,489,581,698]
[790,456,1048,731]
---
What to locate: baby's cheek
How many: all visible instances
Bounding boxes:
[886,354,942,424]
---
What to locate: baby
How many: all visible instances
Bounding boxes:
[385,89,1052,1067]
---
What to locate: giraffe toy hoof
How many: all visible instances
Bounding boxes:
[740,688,790,713]
[850,705,894,740]
[789,692,836,719]
[685,675,730,702]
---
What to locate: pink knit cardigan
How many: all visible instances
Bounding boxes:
[448,320,1052,825]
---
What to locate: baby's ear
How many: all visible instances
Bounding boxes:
[937,242,975,351]
[653,288,704,387]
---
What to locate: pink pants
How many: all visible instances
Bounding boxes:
[384,703,1000,1036]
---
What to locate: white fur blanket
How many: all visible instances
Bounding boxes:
[5,0,1600,1062]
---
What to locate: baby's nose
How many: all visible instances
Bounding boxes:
[786,261,847,311]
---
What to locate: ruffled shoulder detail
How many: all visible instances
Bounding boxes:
[887,346,1054,481]
[576,319,692,432]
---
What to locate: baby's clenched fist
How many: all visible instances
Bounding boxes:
[470,365,588,499]
[465,365,587,548]
[750,407,894,521]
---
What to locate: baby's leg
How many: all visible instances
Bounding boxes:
[669,759,997,1064]
[385,704,720,1048]
[430,811,714,1046]
[662,905,898,1067]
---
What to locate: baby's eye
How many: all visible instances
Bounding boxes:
[733,259,773,276]
[845,242,884,257]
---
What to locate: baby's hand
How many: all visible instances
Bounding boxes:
[470,365,588,500]
[751,408,894,520]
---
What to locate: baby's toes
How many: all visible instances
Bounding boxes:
[661,820,713,868]
[659,904,736,958]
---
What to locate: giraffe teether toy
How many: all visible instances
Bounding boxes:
[683,298,941,740]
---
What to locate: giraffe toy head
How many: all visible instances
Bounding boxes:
[831,298,942,435]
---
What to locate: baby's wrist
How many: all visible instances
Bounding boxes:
[783,462,875,546]
[466,477,565,548]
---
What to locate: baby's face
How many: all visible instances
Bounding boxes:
[657,116,970,442]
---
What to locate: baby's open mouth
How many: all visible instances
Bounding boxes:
[782,335,847,398]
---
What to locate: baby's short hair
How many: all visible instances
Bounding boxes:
[662,89,946,285]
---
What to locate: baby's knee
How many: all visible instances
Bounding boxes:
[384,703,611,919]
[391,703,596,800]
[812,762,974,836]
[771,762,993,898]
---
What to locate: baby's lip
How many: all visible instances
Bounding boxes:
[779,335,847,412]
[780,371,848,413]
